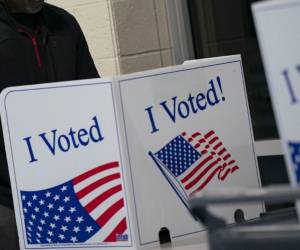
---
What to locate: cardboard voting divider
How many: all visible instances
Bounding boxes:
[252,0,300,215]
[0,55,262,250]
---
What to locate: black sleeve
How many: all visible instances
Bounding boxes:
[74,19,100,80]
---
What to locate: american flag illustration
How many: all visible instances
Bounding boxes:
[20,161,129,245]
[149,130,239,206]
[288,141,300,182]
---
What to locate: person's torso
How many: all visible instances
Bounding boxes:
[0,5,79,89]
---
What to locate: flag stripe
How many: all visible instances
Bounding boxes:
[74,168,120,192]
[223,153,231,161]
[90,191,123,219]
[73,162,119,185]
[104,217,127,242]
[217,148,226,155]
[190,166,222,196]
[218,168,231,180]
[184,158,221,190]
[85,185,122,213]
[74,167,120,192]
[192,132,201,138]
[204,130,215,139]
[198,138,206,144]
[91,207,125,242]
[96,198,124,227]
[77,179,121,207]
[231,166,239,172]
[213,142,222,150]
[228,160,236,165]
[181,155,213,183]
[76,173,121,199]
[181,131,239,196]
[209,136,219,144]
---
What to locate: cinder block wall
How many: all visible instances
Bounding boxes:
[47,0,174,77]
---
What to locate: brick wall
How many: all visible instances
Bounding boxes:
[47,0,174,77]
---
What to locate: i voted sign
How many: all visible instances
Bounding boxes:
[0,80,133,250]
[115,55,262,245]
[252,1,300,195]
[0,55,262,250]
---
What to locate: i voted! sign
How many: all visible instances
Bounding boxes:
[0,55,262,250]
[117,55,262,245]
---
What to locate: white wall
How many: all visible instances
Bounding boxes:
[47,0,174,77]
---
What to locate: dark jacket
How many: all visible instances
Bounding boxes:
[0,3,99,208]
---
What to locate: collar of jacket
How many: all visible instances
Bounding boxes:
[0,3,66,34]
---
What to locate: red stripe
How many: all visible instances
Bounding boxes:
[76,173,120,199]
[181,155,213,183]
[184,158,221,190]
[181,132,187,136]
[218,168,231,180]
[198,138,206,144]
[73,162,119,185]
[219,166,239,180]
[204,130,215,139]
[85,185,122,213]
[217,148,226,155]
[188,137,193,142]
[17,28,42,68]
[223,153,231,161]
[201,150,208,155]
[32,37,42,68]
[213,142,222,150]
[209,136,219,145]
[231,166,239,172]
[190,166,222,196]
[192,132,201,138]
[104,217,127,242]
[96,198,124,227]
[228,160,236,165]
[194,143,200,148]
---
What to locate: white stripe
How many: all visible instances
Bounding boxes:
[90,191,123,220]
[89,208,126,242]
[78,179,121,206]
[123,229,128,236]
[74,167,120,192]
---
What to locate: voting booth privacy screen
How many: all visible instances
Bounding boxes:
[252,0,300,215]
[0,55,262,250]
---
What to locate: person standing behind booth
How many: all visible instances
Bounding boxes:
[0,0,99,249]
